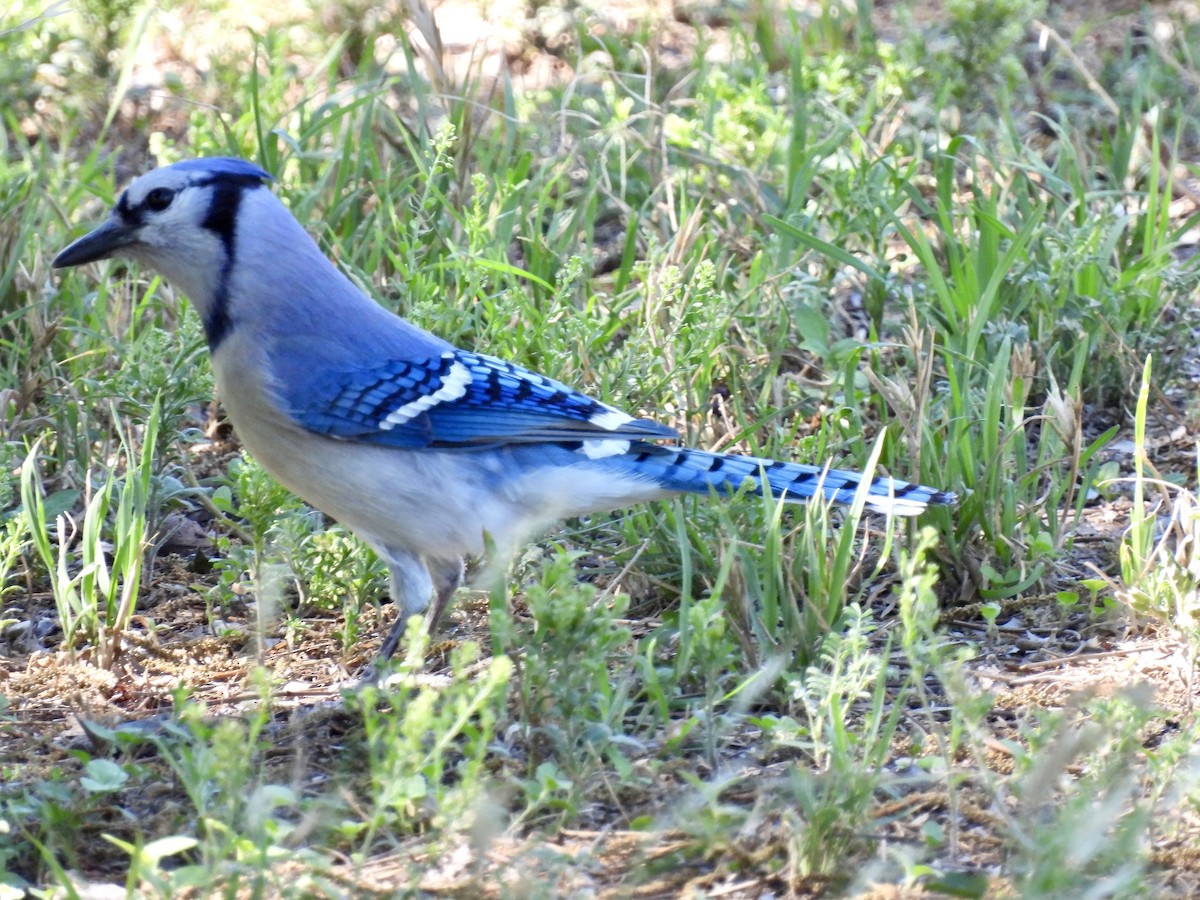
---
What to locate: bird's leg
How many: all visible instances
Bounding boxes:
[375,549,433,663]
[374,554,463,662]
[355,556,463,688]
[374,612,408,666]
[423,557,465,637]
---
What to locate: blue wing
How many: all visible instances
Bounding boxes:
[284,349,678,450]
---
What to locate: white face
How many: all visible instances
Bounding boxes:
[53,160,271,318]
[101,169,228,313]
[54,166,223,271]
[55,157,274,261]
[115,167,220,254]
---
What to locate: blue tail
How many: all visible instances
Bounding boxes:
[616,444,955,515]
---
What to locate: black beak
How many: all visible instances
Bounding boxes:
[53,216,136,268]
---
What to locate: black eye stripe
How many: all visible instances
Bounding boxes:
[115,190,150,226]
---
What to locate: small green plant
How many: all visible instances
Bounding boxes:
[672,603,904,884]
[207,453,391,656]
[282,525,388,655]
[897,0,1046,104]
[143,674,302,894]
[1115,355,1200,640]
[3,764,104,884]
[1004,688,1156,896]
[0,506,29,611]
[206,454,313,649]
[102,835,200,898]
[880,146,1121,597]
[349,617,512,849]
[20,401,159,666]
[499,549,641,819]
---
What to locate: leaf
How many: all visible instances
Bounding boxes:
[80,758,128,793]
[924,869,991,898]
[33,489,81,524]
[141,835,199,864]
[764,214,888,284]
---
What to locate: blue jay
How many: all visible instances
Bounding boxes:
[53,158,954,660]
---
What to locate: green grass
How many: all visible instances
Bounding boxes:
[3,0,1200,896]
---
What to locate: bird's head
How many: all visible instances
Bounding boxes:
[54,156,382,352]
[54,158,272,269]
[53,157,275,342]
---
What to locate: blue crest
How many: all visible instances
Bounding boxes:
[170,157,273,181]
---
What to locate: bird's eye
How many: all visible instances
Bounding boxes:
[144,188,175,212]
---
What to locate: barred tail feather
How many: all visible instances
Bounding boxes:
[618,445,955,515]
